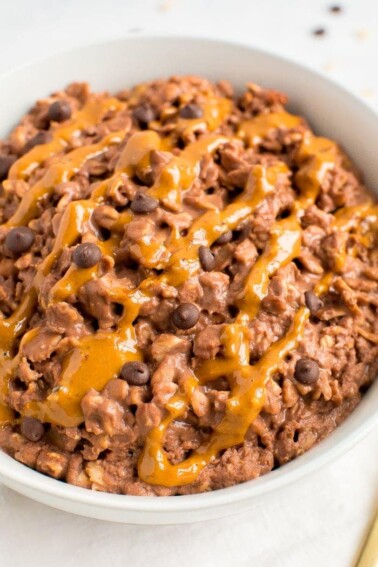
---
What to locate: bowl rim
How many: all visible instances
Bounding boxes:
[0,34,377,515]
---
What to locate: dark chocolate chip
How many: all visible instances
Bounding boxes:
[304,291,324,315]
[23,131,52,154]
[132,104,156,126]
[73,243,102,268]
[214,230,232,245]
[47,100,72,123]
[294,358,320,385]
[5,226,35,254]
[179,103,203,119]
[0,155,16,181]
[120,361,150,385]
[20,417,45,442]
[172,303,200,330]
[199,246,216,271]
[312,27,326,36]
[130,192,159,214]
[329,4,342,13]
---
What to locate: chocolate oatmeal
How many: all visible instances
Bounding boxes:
[0,76,377,495]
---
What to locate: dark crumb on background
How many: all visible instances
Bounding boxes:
[312,27,327,37]
[329,4,343,13]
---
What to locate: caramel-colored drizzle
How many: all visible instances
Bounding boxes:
[174,95,232,139]
[0,130,126,352]
[138,113,375,487]
[8,97,125,180]
[0,98,231,425]
[0,96,375,487]
[238,111,302,148]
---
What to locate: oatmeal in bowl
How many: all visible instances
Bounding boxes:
[0,73,377,497]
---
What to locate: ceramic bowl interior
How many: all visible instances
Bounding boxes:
[0,36,377,524]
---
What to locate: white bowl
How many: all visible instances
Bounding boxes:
[0,36,377,524]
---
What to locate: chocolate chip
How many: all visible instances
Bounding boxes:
[73,243,102,268]
[179,103,203,119]
[132,104,156,126]
[294,358,320,385]
[23,131,52,154]
[199,246,215,271]
[304,291,324,315]
[120,361,150,385]
[20,417,45,442]
[172,303,200,330]
[130,192,159,214]
[47,100,72,123]
[5,226,35,254]
[0,155,16,181]
[214,230,232,245]
[329,4,342,13]
[312,27,326,36]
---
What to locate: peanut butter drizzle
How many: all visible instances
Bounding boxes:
[175,96,232,139]
[138,112,376,487]
[0,100,375,487]
[240,215,302,319]
[140,308,308,485]
[9,98,125,180]
[0,129,232,425]
[0,131,127,353]
[238,111,302,148]
[4,130,125,228]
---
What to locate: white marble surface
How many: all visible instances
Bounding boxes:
[0,1,378,566]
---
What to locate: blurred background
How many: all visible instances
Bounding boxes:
[0,1,377,567]
[2,0,378,112]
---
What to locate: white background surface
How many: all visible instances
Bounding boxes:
[0,1,377,566]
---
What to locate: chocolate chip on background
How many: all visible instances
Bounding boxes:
[0,155,16,181]
[294,358,320,385]
[23,131,52,154]
[20,417,45,442]
[304,291,324,315]
[5,226,35,254]
[130,192,159,214]
[73,243,102,268]
[179,103,203,119]
[199,246,216,271]
[47,100,72,123]
[132,104,156,126]
[172,302,200,330]
[214,230,233,245]
[312,27,326,36]
[120,361,150,385]
[329,4,342,13]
